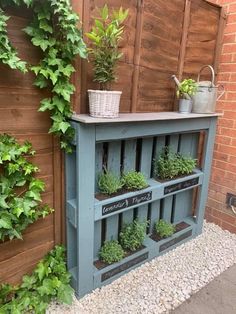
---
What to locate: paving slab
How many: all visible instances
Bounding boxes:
[172,264,236,314]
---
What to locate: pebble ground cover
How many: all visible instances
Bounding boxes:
[47,222,236,314]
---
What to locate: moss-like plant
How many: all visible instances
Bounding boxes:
[99,240,125,264]
[153,147,196,180]
[122,171,148,190]
[120,219,148,252]
[86,4,128,90]
[98,171,123,195]
[155,220,175,238]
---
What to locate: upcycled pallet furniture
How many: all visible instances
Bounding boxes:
[65,112,220,298]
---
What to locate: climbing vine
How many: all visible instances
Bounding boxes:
[0,134,53,241]
[0,0,87,152]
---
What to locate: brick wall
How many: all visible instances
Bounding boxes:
[206,0,236,233]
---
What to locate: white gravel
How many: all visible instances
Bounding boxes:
[47,221,236,314]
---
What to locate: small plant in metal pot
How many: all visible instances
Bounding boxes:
[120,219,148,252]
[176,78,197,114]
[99,240,125,264]
[155,219,175,238]
[122,170,148,190]
[98,170,123,195]
[86,5,129,118]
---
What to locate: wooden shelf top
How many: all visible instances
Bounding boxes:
[72,112,222,124]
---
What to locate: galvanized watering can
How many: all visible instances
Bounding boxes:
[192,65,224,114]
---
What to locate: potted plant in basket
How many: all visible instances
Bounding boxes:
[86,4,129,118]
[176,79,198,113]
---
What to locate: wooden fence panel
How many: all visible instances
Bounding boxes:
[0,8,63,285]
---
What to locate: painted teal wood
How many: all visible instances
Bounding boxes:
[138,138,153,223]
[162,135,179,222]
[173,133,197,222]
[76,123,96,297]
[66,113,219,298]
[106,141,122,241]
[95,118,212,142]
[195,118,217,234]
[94,143,103,258]
[122,140,137,224]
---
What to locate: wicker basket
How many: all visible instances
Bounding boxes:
[88,90,122,118]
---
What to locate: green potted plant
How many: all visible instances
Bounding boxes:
[176,78,197,114]
[86,5,128,118]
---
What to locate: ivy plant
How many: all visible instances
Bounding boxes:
[0,134,53,241]
[0,0,87,152]
[0,245,74,313]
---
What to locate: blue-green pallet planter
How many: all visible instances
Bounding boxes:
[65,112,220,298]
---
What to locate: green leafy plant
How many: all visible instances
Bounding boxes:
[98,171,123,195]
[120,219,148,252]
[122,171,148,190]
[86,4,128,90]
[153,147,180,180]
[155,219,175,238]
[0,134,53,241]
[0,245,74,313]
[176,79,198,99]
[177,154,197,175]
[153,147,196,180]
[99,240,125,264]
[0,0,87,152]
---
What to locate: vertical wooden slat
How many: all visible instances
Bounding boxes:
[105,142,121,241]
[94,143,103,258]
[131,0,144,112]
[177,0,191,81]
[173,133,199,222]
[137,138,153,223]
[162,135,179,222]
[149,200,161,234]
[76,123,96,296]
[122,139,137,224]
[214,7,227,76]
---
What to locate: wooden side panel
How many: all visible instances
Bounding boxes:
[136,0,185,112]
[0,9,63,285]
[182,0,221,79]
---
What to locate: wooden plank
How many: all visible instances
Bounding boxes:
[177,0,191,81]
[149,200,160,234]
[131,0,144,112]
[137,138,153,222]
[94,143,104,258]
[214,7,227,75]
[122,139,137,224]
[106,142,122,241]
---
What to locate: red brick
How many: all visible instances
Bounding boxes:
[224,23,236,34]
[219,127,236,137]
[223,33,236,43]
[227,13,236,24]
[218,118,235,128]
[212,209,236,224]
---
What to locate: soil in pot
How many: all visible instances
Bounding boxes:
[95,186,150,201]
[153,172,195,183]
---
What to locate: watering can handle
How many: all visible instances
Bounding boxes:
[197,65,215,86]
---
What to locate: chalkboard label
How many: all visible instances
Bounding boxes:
[102,191,152,216]
[164,177,199,195]
[101,252,149,282]
[159,230,192,252]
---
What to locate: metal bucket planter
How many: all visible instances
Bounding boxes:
[179,99,192,114]
[192,65,224,114]
[88,90,122,118]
